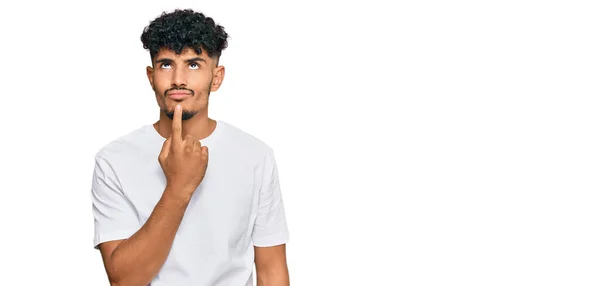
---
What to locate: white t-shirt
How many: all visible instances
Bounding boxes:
[90,120,289,286]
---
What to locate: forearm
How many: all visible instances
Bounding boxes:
[257,268,290,286]
[107,186,192,286]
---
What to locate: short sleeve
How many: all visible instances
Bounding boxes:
[251,148,290,247]
[91,155,139,249]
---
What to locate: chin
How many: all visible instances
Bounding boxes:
[163,108,198,120]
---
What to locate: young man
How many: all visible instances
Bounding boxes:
[90,9,290,286]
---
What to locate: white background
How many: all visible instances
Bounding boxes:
[0,0,599,285]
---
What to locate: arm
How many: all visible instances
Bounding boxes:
[252,148,291,285]
[255,244,289,286]
[93,105,208,286]
[98,186,193,286]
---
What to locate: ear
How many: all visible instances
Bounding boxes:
[210,65,225,92]
[146,66,155,90]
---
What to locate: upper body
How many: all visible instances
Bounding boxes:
[90,9,290,286]
[92,119,289,285]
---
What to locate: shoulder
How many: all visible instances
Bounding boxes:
[216,120,279,169]
[93,124,155,163]
[217,120,275,156]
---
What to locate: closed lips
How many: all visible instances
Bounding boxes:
[168,92,191,99]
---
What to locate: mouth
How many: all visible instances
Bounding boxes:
[167,92,192,100]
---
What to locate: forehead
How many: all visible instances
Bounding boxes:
[155,47,210,61]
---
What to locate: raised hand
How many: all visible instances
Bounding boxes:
[158,105,209,195]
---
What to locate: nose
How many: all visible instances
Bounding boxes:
[171,67,187,87]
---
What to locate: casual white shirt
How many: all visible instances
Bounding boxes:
[90,120,289,285]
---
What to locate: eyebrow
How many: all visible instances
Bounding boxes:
[155,57,206,65]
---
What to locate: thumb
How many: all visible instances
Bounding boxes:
[202,146,209,161]
[159,137,172,162]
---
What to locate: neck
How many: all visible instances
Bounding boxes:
[153,109,217,141]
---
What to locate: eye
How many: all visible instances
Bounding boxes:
[160,63,172,69]
[189,63,200,70]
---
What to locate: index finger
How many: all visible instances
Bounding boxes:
[171,104,183,144]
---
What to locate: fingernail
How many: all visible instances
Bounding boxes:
[176,105,181,111]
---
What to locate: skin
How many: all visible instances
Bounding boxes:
[148,47,224,142]
[97,47,289,286]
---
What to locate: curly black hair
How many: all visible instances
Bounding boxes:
[141,9,229,64]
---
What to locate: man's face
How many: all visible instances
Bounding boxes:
[147,47,224,120]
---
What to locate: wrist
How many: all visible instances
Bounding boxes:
[164,184,194,201]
